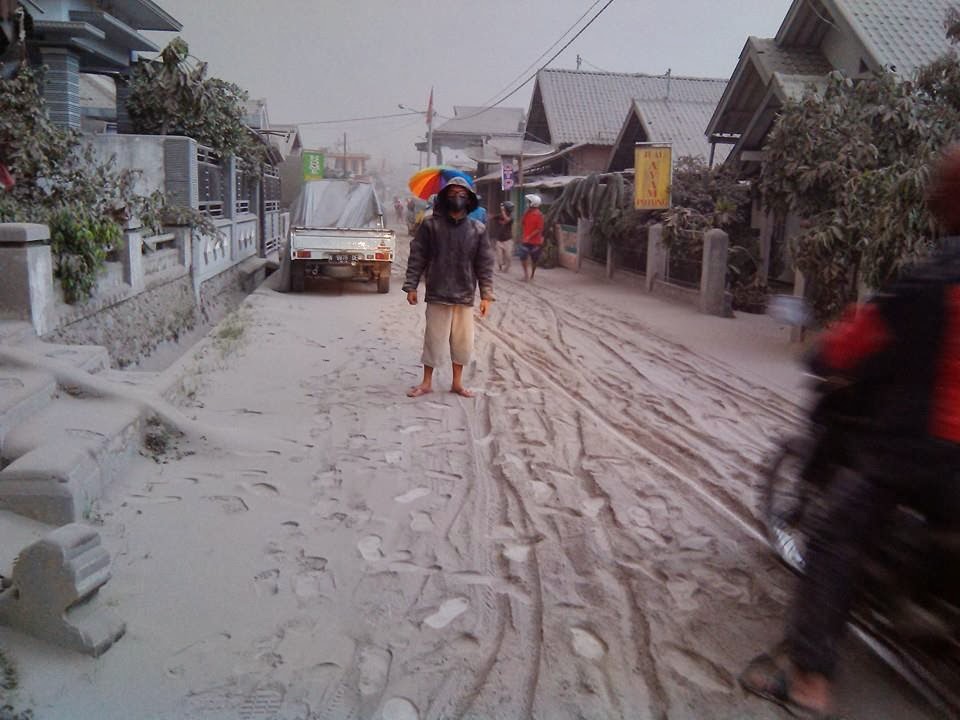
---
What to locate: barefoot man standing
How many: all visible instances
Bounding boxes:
[403,176,494,398]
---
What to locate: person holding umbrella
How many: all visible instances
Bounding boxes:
[403,169,494,398]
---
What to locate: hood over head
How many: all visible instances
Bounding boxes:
[435,175,479,215]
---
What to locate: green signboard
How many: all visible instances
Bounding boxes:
[302,151,325,180]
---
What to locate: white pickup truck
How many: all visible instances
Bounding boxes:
[281,179,396,293]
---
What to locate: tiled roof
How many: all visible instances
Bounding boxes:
[434,106,525,137]
[635,99,731,164]
[834,0,956,76]
[536,69,728,146]
[749,38,834,83]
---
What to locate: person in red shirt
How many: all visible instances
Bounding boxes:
[519,194,544,281]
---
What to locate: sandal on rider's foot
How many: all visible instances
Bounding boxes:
[739,652,844,719]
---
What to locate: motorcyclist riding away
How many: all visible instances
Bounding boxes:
[740,144,960,718]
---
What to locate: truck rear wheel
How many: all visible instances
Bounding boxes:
[377,271,391,294]
[291,262,305,292]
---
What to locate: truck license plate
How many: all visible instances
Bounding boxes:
[331,254,360,264]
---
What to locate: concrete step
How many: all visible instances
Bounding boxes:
[0,439,101,525]
[0,367,57,462]
[20,342,111,374]
[96,368,161,390]
[238,256,269,293]
[0,322,37,346]
[0,396,144,525]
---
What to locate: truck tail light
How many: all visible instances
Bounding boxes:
[294,250,311,259]
[375,252,392,260]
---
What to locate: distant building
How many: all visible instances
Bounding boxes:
[415,105,526,169]
[330,151,370,178]
[525,68,727,179]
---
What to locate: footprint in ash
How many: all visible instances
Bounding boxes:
[393,487,431,504]
[358,535,384,562]
[381,697,420,720]
[357,644,392,697]
[570,627,607,660]
[409,511,434,532]
[423,597,469,629]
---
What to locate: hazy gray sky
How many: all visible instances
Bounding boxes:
[148,0,793,173]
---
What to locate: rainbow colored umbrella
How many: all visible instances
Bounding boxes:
[408,166,474,200]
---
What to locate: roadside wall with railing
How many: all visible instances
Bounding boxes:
[0,135,290,364]
[556,221,731,317]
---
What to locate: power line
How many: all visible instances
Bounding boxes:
[580,56,612,74]
[455,0,617,123]
[477,0,603,108]
[294,110,422,126]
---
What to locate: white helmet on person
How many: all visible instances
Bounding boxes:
[525,194,542,208]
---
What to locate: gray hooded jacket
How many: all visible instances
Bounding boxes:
[403,180,495,305]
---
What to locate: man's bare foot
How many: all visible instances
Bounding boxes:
[407,385,432,398]
[451,386,475,398]
[739,651,833,717]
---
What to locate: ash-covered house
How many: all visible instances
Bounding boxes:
[520,68,727,202]
[705,0,957,288]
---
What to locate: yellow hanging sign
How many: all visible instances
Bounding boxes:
[634,144,672,210]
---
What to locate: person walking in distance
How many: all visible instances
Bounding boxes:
[493,201,515,272]
[393,197,404,224]
[519,194,544,281]
[403,176,494,398]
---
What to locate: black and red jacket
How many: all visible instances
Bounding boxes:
[811,239,960,445]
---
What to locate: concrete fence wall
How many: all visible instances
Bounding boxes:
[557,221,731,317]
[0,133,286,345]
[0,209,264,342]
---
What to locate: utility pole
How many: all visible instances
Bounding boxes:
[426,87,435,166]
[342,132,347,175]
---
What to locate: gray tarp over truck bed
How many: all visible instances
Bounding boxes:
[278,179,396,293]
[289,180,383,229]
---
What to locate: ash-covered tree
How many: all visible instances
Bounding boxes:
[127,38,263,168]
[759,12,960,322]
[0,67,150,302]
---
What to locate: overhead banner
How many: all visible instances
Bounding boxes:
[634,144,672,210]
[302,151,325,181]
[501,157,516,191]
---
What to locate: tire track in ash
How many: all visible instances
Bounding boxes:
[501,273,801,423]
[486,275,806,533]
[479,343,745,718]
[478,296,768,545]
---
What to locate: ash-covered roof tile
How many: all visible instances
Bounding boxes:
[749,38,834,82]
[537,69,728,146]
[635,99,731,164]
[434,106,525,136]
[834,0,955,76]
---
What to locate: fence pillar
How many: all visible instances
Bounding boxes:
[645,223,667,293]
[576,218,591,273]
[120,219,144,292]
[191,230,203,304]
[170,226,193,269]
[223,156,237,221]
[0,224,56,335]
[700,228,730,316]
